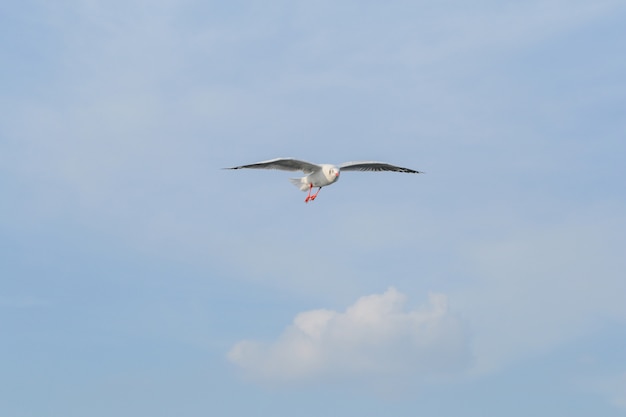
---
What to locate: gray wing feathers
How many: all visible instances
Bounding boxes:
[339,161,422,173]
[226,158,321,174]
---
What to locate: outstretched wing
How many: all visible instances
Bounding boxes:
[225,158,321,174]
[340,161,422,174]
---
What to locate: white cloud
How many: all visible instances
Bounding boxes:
[228,288,470,383]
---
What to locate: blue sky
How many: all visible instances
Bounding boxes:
[2,0,626,415]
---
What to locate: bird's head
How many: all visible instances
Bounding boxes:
[324,165,340,183]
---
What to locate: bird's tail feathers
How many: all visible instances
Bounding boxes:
[289,177,309,191]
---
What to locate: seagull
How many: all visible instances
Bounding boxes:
[225,157,422,203]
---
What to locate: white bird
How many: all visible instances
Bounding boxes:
[225,157,422,203]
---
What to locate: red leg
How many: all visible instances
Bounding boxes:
[310,187,322,201]
[304,183,313,203]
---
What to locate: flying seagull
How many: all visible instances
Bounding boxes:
[225,157,422,203]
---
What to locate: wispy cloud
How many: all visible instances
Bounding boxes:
[610,373,626,410]
[228,288,470,383]
[0,295,47,308]
[582,371,626,411]
[456,207,626,375]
